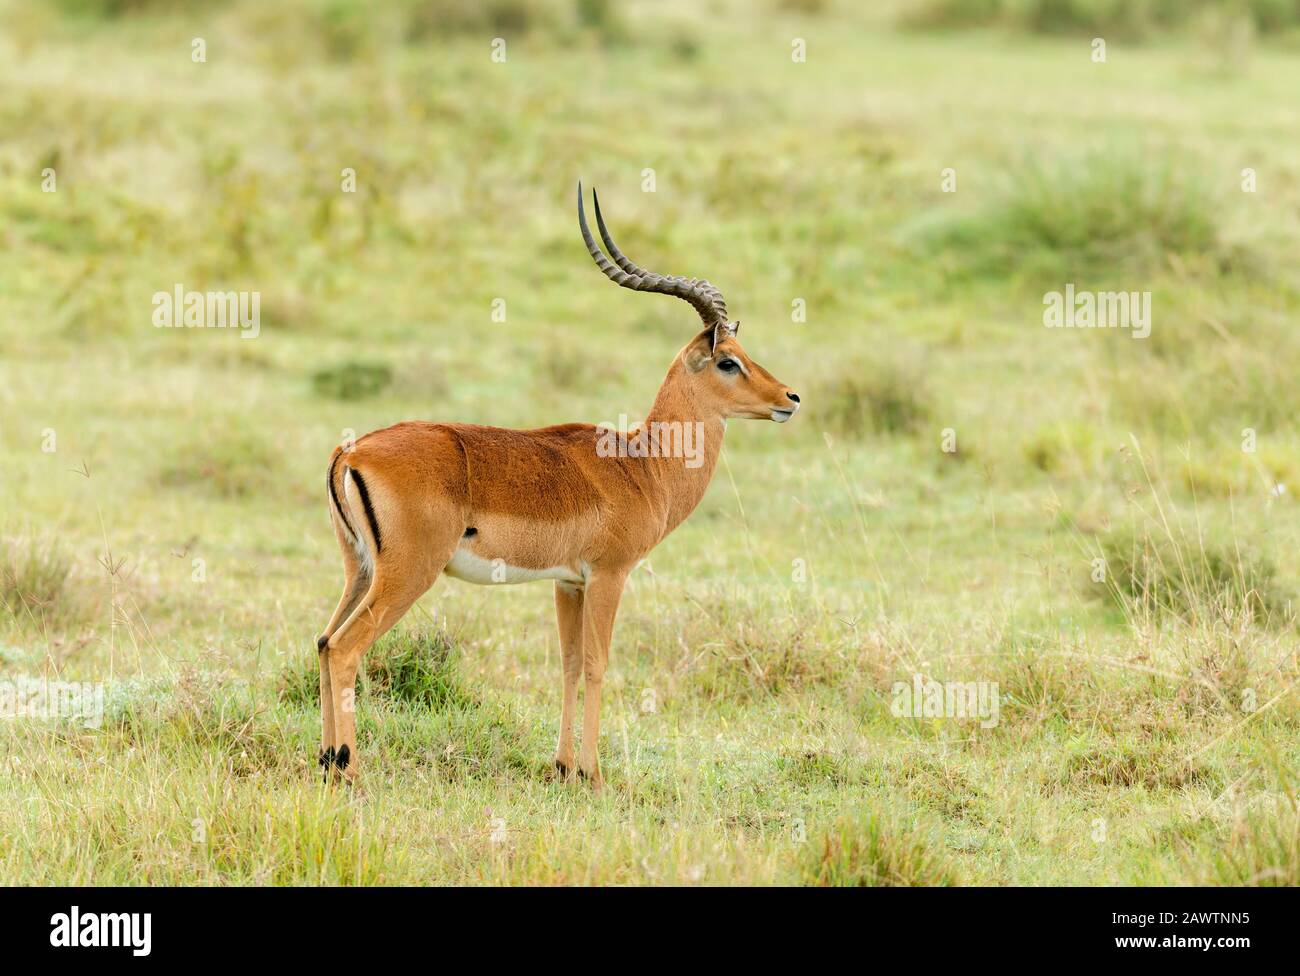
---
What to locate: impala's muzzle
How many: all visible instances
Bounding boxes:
[771,390,800,423]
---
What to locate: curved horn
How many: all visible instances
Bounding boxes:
[577,182,729,330]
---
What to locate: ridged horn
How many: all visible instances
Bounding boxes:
[577,182,729,331]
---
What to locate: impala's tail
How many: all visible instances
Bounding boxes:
[318,446,381,652]
[343,464,382,556]
[326,447,356,545]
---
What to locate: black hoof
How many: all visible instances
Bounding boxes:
[335,744,351,770]
[554,759,571,778]
[318,746,336,782]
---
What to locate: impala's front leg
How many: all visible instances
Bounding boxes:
[579,569,628,787]
[554,581,584,779]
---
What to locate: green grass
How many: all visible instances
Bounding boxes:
[901,0,1300,40]
[907,146,1235,283]
[0,0,1298,885]
[1,534,89,631]
[799,810,961,886]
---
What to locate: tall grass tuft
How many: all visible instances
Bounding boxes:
[311,360,393,401]
[1181,777,1300,886]
[157,426,285,499]
[901,0,1300,39]
[1099,525,1291,629]
[910,148,1233,283]
[0,536,95,632]
[280,629,475,711]
[819,355,933,439]
[799,811,960,886]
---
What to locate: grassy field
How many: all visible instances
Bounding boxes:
[1,0,1298,885]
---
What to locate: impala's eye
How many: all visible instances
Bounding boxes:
[717,358,739,373]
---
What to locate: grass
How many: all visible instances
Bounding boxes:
[799,810,961,886]
[0,0,1298,885]
[819,354,934,438]
[1191,795,1300,886]
[311,360,394,401]
[0,535,89,631]
[908,147,1234,283]
[901,0,1300,39]
[1101,525,1292,625]
[279,629,477,711]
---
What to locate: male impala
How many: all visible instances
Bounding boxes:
[315,185,800,785]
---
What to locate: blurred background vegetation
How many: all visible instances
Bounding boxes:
[0,0,1297,885]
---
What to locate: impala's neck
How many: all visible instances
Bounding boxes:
[640,357,726,534]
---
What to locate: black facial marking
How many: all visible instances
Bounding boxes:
[347,468,382,553]
[463,527,478,537]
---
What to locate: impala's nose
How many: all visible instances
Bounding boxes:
[771,390,800,423]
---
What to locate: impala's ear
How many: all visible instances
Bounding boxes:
[711,319,738,352]
[686,320,740,371]
[684,328,714,372]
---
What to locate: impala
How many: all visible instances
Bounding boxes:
[314,185,801,785]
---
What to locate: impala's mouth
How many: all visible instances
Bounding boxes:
[771,407,796,423]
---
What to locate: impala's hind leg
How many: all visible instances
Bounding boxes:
[320,556,370,646]
[317,479,371,770]
[323,564,444,783]
[553,581,584,780]
[317,566,368,770]
[321,490,462,783]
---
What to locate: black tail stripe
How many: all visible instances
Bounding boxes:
[349,468,383,554]
[327,452,356,540]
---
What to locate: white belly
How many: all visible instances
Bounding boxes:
[443,544,584,587]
